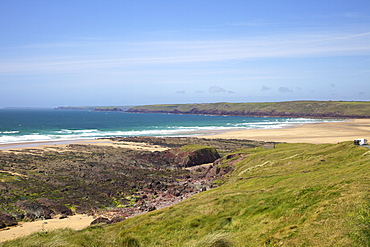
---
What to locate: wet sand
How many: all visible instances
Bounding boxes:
[205,119,370,144]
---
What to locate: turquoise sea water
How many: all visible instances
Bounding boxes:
[0,109,342,144]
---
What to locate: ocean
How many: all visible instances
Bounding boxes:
[0,109,342,144]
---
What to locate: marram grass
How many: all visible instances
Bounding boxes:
[2,142,370,246]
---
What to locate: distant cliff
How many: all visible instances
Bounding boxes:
[127,101,370,118]
[55,106,95,111]
[93,107,123,112]
[55,106,131,112]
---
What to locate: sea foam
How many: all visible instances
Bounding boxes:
[0,110,343,144]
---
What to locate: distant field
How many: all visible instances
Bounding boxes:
[127,101,370,118]
[3,141,370,246]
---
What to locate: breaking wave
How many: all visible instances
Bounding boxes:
[0,110,343,144]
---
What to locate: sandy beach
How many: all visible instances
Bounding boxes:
[205,119,370,144]
[0,214,95,242]
[0,119,369,151]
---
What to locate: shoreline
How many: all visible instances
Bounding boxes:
[0,119,369,150]
[202,119,370,144]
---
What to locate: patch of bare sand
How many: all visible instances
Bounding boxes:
[0,170,28,178]
[0,139,169,153]
[203,119,370,144]
[83,140,169,151]
[0,214,95,243]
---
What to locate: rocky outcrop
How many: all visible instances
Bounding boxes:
[164,145,221,168]
[90,217,111,225]
[0,212,17,229]
[0,137,267,225]
[124,144,221,168]
[15,199,72,221]
[90,216,126,226]
[34,198,73,216]
[15,201,53,220]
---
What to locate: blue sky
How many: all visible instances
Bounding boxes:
[0,0,369,107]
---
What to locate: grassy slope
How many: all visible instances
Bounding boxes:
[2,142,370,246]
[129,101,370,117]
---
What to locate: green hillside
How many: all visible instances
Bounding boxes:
[127,101,370,118]
[2,142,370,246]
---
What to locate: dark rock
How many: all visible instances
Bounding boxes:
[90,217,110,225]
[16,200,54,220]
[0,212,18,228]
[225,154,240,160]
[25,213,35,221]
[59,214,68,219]
[120,198,131,206]
[164,146,221,168]
[109,216,125,224]
[35,198,73,216]
[14,213,24,220]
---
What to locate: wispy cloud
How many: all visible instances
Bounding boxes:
[209,86,226,93]
[261,85,272,91]
[279,87,293,93]
[1,30,369,75]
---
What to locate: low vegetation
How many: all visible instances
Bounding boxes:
[2,141,369,246]
[127,100,370,118]
[0,137,265,224]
